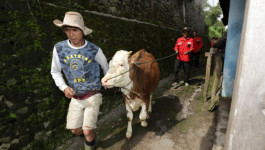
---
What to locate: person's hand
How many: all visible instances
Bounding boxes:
[64,87,76,98]
[184,51,190,55]
[175,49,179,54]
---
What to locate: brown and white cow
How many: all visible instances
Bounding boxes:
[101,49,160,138]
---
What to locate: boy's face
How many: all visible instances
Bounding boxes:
[182,31,189,38]
[193,32,197,36]
[64,26,84,47]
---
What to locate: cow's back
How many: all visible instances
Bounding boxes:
[128,49,160,99]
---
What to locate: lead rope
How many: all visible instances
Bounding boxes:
[134,53,177,65]
[105,53,177,81]
[120,63,140,97]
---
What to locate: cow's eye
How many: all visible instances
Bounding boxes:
[120,64,123,67]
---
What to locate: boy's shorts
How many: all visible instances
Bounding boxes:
[66,93,102,130]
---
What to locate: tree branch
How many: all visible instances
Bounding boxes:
[27,0,37,24]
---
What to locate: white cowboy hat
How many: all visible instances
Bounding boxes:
[53,11,92,35]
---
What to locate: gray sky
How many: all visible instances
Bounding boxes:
[208,0,219,6]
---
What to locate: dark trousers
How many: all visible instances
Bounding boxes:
[174,59,191,83]
[190,51,200,68]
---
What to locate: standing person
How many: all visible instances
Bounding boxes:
[51,11,108,150]
[190,31,203,69]
[172,27,194,88]
[210,37,217,48]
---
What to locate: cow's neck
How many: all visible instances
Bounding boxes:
[121,81,133,97]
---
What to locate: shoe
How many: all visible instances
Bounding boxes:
[185,83,189,87]
[172,82,179,88]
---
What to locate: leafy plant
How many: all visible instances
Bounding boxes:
[204,0,225,39]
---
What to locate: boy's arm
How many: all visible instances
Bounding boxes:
[50,47,68,92]
[95,48,109,75]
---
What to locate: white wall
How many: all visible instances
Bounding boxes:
[224,0,265,150]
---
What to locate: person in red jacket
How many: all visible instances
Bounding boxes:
[210,37,217,48]
[172,27,194,88]
[190,31,203,69]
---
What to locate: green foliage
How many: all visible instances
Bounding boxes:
[72,2,85,10]
[9,113,16,118]
[204,0,225,39]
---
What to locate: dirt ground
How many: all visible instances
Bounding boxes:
[60,62,231,150]
[95,74,216,150]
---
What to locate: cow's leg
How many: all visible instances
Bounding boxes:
[139,103,148,127]
[125,103,133,138]
[148,95,152,113]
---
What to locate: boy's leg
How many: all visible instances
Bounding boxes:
[66,98,87,149]
[66,98,84,130]
[174,59,181,83]
[82,93,102,149]
[183,61,191,84]
[71,127,83,135]
[83,129,96,150]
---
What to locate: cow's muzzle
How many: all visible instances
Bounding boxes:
[101,77,113,88]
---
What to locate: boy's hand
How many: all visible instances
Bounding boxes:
[64,87,76,98]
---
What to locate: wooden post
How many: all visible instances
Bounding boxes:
[211,53,222,100]
[209,53,223,110]
[203,52,212,101]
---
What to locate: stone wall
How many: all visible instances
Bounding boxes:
[44,0,204,32]
[0,0,204,149]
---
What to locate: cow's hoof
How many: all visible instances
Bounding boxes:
[141,121,148,127]
[126,132,132,139]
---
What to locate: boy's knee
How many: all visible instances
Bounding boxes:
[71,128,82,135]
[83,128,95,141]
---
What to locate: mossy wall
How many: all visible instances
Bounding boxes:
[0,0,204,149]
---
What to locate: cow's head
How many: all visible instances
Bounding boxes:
[101,50,132,88]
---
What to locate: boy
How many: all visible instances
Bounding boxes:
[51,11,108,150]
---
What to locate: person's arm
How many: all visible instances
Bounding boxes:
[185,39,194,54]
[174,39,179,53]
[199,37,203,50]
[50,47,68,92]
[95,48,109,75]
[51,47,75,98]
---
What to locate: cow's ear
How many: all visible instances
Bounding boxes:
[128,51,132,56]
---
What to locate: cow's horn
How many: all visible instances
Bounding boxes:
[128,51,132,55]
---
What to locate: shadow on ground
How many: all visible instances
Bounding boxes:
[98,95,183,150]
[199,111,217,150]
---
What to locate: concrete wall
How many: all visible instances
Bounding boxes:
[224,0,265,149]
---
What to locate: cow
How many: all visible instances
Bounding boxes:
[101,49,160,138]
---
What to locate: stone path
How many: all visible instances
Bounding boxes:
[58,72,230,150]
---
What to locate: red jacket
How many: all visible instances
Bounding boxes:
[210,41,214,48]
[193,36,203,53]
[174,37,193,62]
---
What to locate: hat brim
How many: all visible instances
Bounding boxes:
[83,27,93,35]
[53,19,93,35]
